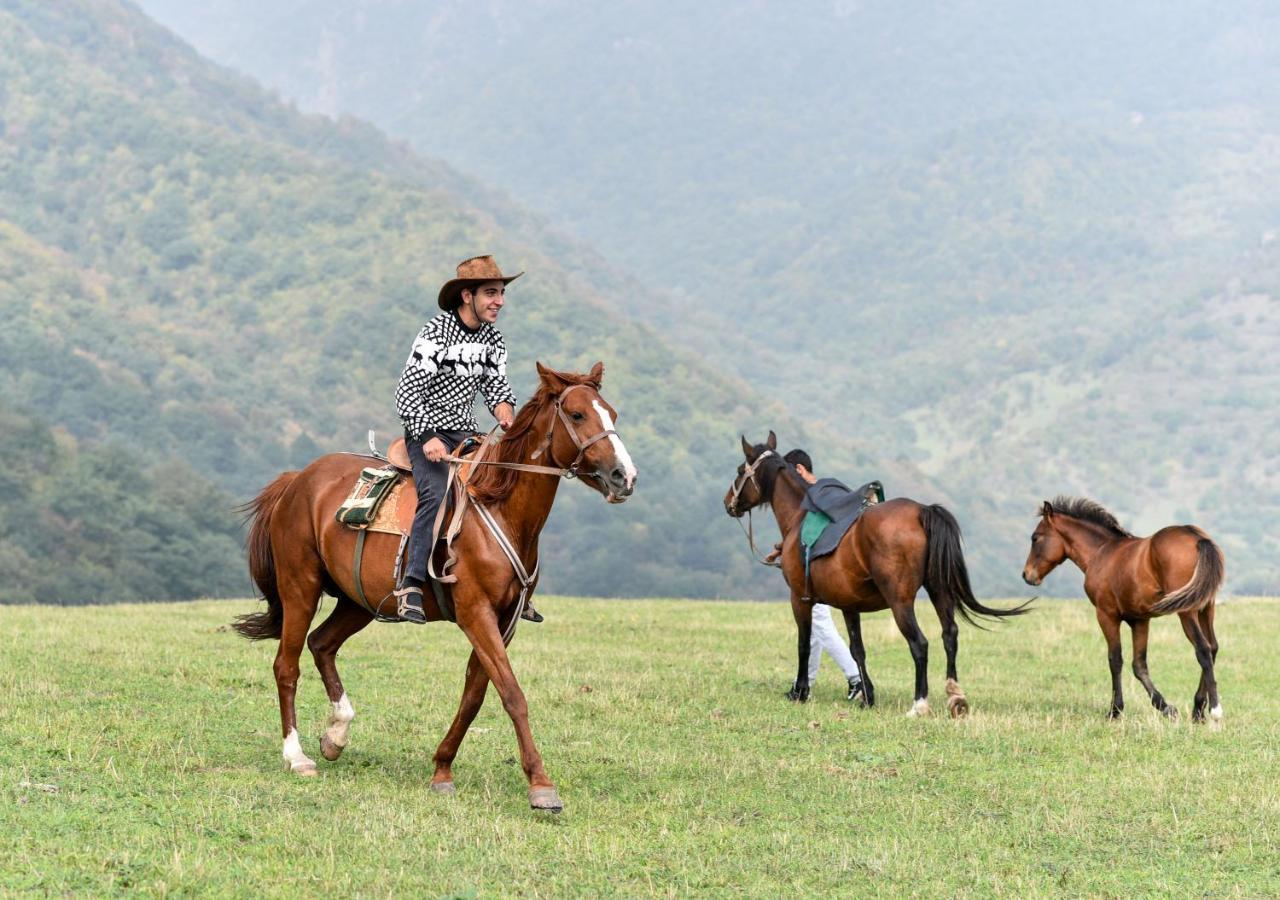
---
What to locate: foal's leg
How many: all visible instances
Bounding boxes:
[307,597,373,761]
[841,609,874,708]
[1129,619,1176,719]
[787,593,815,702]
[430,650,491,794]
[274,566,324,775]
[1179,611,1221,727]
[928,593,968,718]
[456,603,560,810]
[1096,609,1124,719]
[1198,603,1223,724]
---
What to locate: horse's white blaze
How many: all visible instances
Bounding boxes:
[282,728,316,773]
[592,400,637,488]
[325,693,355,748]
[908,698,931,717]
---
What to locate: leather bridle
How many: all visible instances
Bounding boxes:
[446,383,618,481]
[728,449,783,567]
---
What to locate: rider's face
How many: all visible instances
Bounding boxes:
[463,281,506,324]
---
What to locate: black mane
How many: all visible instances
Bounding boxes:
[1048,496,1133,538]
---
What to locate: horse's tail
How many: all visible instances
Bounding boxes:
[1153,532,1224,615]
[231,471,299,641]
[920,504,1032,628]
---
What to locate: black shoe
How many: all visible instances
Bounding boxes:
[395,587,427,624]
[846,677,866,703]
[520,603,544,623]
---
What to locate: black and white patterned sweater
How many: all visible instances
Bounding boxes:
[395,309,517,439]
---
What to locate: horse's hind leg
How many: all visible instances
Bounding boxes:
[431,650,491,794]
[841,610,874,708]
[1130,619,1176,719]
[887,597,930,717]
[1180,610,1221,727]
[1198,603,1222,725]
[928,593,967,718]
[274,563,324,775]
[308,597,374,761]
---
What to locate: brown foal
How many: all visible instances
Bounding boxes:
[1022,497,1225,723]
[232,363,637,810]
[726,433,1029,716]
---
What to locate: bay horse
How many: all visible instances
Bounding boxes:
[725,432,1029,716]
[232,362,637,811]
[1021,497,1225,724]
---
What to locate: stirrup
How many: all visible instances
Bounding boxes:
[521,603,544,623]
[394,586,427,624]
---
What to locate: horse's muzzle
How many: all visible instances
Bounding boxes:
[603,466,635,503]
[1021,570,1042,587]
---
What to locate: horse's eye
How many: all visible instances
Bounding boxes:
[570,412,585,422]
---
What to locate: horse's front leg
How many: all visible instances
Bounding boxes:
[787,593,814,702]
[457,602,560,811]
[430,650,490,795]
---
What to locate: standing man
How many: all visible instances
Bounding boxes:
[768,449,866,701]
[392,255,525,624]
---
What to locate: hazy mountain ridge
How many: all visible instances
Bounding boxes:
[134,0,1280,593]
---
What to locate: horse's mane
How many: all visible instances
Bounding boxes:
[752,446,800,504]
[1047,496,1133,538]
[468,369,601,504]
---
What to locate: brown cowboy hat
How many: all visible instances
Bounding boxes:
[437,255,523,311]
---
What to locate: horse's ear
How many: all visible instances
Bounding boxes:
[536,361,567,391]
[1041,501,1054,518]
[766,430,777,450]
[587,361,604,387]
[741,435,756,459]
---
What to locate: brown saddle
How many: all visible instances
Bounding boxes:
[387,437,412,472]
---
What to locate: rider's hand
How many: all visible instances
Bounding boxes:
[424,436,448,463]
[495,402,515,430]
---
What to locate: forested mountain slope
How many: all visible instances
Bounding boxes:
[138,0,1280,592]
[1,0,838,601]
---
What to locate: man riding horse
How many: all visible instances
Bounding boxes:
[392,255,541,625]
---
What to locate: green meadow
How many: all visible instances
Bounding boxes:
[1,597,1277,897]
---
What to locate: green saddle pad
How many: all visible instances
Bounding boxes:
[800,510,833,549]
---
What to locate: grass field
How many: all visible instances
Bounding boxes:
[1,596,1277,897]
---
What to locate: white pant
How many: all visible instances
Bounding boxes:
[808,603,861,683]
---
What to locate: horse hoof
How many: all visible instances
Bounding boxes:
[906,700,931,718]
[947,695,969,719]
[287,761,318,777]
[529,787,563,812]
[1161,705,1179,720]
[319,735,345,761]
[430,780,456,796]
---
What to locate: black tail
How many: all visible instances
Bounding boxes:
[1153,535,1224,614]
[920,504,1032,628]
[231,471,299,641]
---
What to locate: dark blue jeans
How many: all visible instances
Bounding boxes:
[403,429,470,585]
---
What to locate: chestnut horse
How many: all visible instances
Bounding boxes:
[232,362,637,810]
[725,433,1029,716]
[1021,497,1225,724]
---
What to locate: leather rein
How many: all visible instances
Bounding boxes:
[443,383,617,481]
[728,449,783,568]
